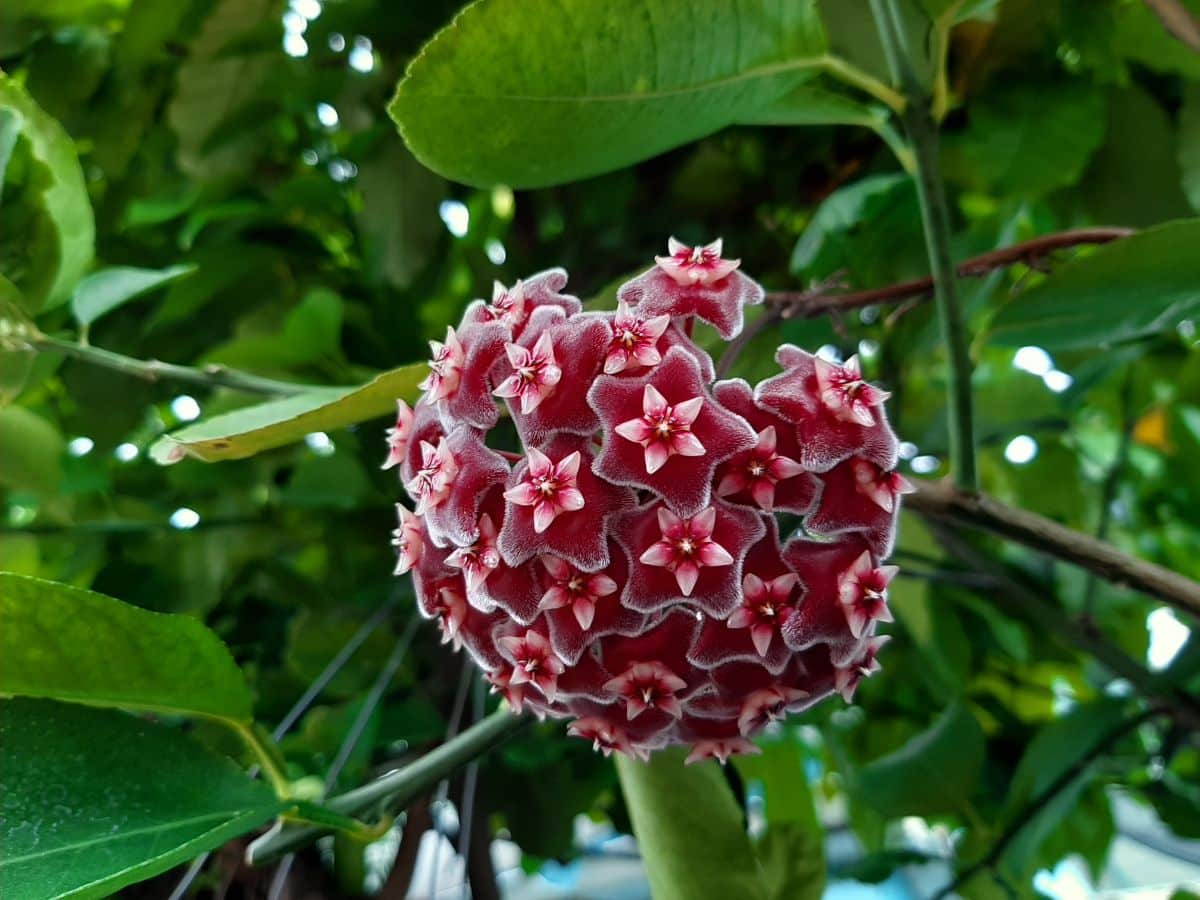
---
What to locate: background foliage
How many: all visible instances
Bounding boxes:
[2,0,1200,897]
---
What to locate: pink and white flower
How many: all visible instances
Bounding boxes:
[428,584,469,649]
[737,685,810,736]
[503,448,585,533]
[382,399,415,471]
[484,279,527,328]
[686,737,761,765]
[834,635,889,701]
[853,458,915,513]
[493,331,562,414]
[727,572,799,656]
[639,506,734,596]
[498,630,565,702]
[655,237,740,287]
[614,384,706,474]
[716,426,806,511]
[814,355,891,426]
[838,551,897,639]
[391,505,424,575]
[603,661,688,720]
[445,514,501,592]
[539,555,618,630]
[605,300,671,374]
[419,326,465,403]
[568,716,643,759]
[406,438,458,515]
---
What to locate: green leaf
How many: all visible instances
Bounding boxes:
[856,702,985,819]
[70,264,196,327]
[0,405,63,493]
[149,362,425,464]
[356,136,447,290]
[0,71,95,312]
[0,572,253,722]
[0,274,35,405]
[616,748,767,900]
[390,0,832,188]
[203,287,344,370]
[790,173,910,274]
[989,220,1200,350]
[943,79,1106,198]
[1180,84,1200,214]
[0,698,284,900]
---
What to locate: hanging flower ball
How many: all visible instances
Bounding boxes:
[388,239,909,764]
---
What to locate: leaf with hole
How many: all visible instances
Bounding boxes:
[149,362,426,464]
[0,572,253,722]
[0,698,285,900]
[390,0,840,187]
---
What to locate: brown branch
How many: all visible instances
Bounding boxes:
[907,479,1200,620]
[765,227,1132,320]
[1144,0,1200,51]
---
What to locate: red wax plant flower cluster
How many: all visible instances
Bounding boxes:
[386,239,909,764]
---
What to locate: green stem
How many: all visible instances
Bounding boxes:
[817,55,907,114]
[245,708,526,864]
[231,721,292,798]
[30,333,311,397]
[869,0,977,489]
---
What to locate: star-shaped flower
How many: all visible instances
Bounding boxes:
[406,437,458,516]
[484,279,527,329]
[806,457,911,557]
[838,550,898,640]
[498,434,635,572]
[503,448,585,533]
[568,716,644,759]
[728,571,800,657]
[538,555,617,631]
[493,330,562,414]
[421,427,510,548]
[604,300,671,374]
[737,685,810,736]
[834,635,889,702]
[382,400,415,471]
[852,458,915,514]
[391,504,424,575]
[497,629,565,702]
[618,239,763,339]
[781,535,877,661]
[590,347,756,516]
[654,237,741,286]
[815,354,891,426]
[445,513,501,593]
[639,506,734,597]
[419,326,465,403]
[716,426,808,511]
[542,545,648,666]
[603,661,688,720]
[685,736,761,765]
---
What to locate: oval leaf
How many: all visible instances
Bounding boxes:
[0,405,63,493]
[0,698,284,900]
[70,263,197,327]
[390,0,830,187]
[615,749,767,900]
[149,362,425,464]
[0,572,253,722]
[0,72,95,312]
[988,220,1200,350]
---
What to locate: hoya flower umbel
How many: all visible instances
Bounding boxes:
[390,239,906,763]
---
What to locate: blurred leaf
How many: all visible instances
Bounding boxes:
[204,288,344,370]
[1180,84,1200,214]
[390,0,832,187]
[0,71,94,312]
[70,263,196,327]
[989,220,1200,350]
[752,825,825,900]
[284,609,397,699]
[0,697,284,900]
[0,405,63,493]
[616,748,767,900]
[0,274,34,405]
[149,362,425,463]
[282,452,373,509]
[356,136,446,290]
[944,79,1106,198]
[0,572,253,721]
[791,173,908,274]
[857,702,985,819]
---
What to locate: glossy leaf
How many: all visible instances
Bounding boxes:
[0,572,253,721]
[989,220,1200,350]
[149,362,425,464]
[70,264,196,327]
[856,702,985,819]
[0,698,284,900]
[390,0,832,187]
[616,749,767,900]
[0,72,94,312]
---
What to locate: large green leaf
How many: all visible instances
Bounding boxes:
[856,702,985,819]
[988,220,1200,350]
[0,698,285,900]
[149,362,425,463]
[390,0,836,188]
[616,748,767,900]
[0,405,63,493]
[0,572,253,722]
[70,263,196,327]
[0,71,94,312]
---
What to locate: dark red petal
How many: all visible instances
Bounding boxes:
[620,267,763,340]
[423,429,510,548]
[807,457,901,557]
